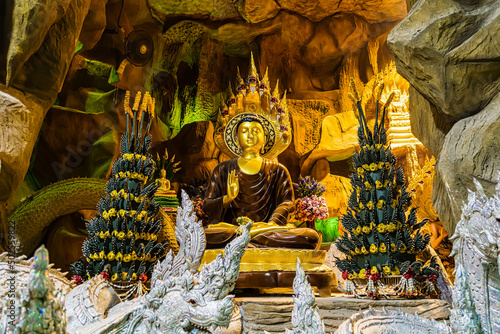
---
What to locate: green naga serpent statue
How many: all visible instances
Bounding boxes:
[6,178,107,255]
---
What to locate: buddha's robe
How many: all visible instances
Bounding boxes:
[203,158,320,249]
[204,158,294,226]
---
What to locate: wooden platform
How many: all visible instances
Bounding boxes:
[234,294,451,333]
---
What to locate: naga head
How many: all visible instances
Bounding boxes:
[149,287,234,333]
[145,191,252,333]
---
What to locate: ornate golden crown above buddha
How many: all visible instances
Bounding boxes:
[214,52,291,160]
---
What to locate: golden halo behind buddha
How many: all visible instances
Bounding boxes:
[224,113,276,157]
[214,52,292,160]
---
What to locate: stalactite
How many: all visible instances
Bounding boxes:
[368,39,380,76]
[339,52,363,114]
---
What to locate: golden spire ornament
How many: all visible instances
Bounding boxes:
[236,67,245,91]
[262,67,269,87]
[248,51,259,80]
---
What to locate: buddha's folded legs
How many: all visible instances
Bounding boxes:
[204,227,320,250]
[251,228,320,249]
[204,228,237,249]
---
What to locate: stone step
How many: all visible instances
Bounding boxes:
[235,294,450,333]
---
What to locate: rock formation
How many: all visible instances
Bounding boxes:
[4,0,407,189]
[0,0,91,230]
[1,0,409,258]
[387,0,500,233]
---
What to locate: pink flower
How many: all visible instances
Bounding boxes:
[294,195,329,223]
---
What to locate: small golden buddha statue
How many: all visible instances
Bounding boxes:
[156,168,171,192]
[155,168,179,212]
[204,54,320,250]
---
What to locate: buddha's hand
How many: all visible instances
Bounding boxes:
[223,170,239,206]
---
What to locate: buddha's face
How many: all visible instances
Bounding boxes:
[160,169,166,177]
[237,121,265,154]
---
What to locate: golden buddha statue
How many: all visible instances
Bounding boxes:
[201,55,336,296]
[204,54,320,250]
[156,168,171,191]
[155,167,180,213]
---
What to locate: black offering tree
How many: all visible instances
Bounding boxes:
[71,91,168,298]
[335,79,438,298]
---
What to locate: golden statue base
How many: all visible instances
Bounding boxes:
[202,248,330,272]
[201,248,337,297]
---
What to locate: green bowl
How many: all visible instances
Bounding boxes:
[315,217,340,243]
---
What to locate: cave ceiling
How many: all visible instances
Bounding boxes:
[0,0,408,209]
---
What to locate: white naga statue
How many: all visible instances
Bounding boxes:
[64,191,252,333]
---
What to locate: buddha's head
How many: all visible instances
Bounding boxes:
[223,113,274,158]
[160,168,166,178]
[236,117,265,156]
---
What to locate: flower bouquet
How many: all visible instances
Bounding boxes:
[294,176,329,229]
